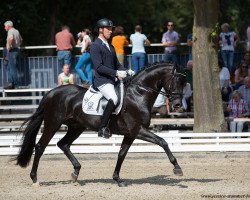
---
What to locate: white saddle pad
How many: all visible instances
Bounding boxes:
[82,84,124,116]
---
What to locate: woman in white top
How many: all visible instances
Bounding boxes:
[58,64,75,86]
[130,25,150,74]
[75,29,92,88]
[219,23,239,73]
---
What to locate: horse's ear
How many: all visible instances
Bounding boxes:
[174,63,182,72]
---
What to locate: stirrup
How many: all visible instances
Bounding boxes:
[98,127,112,139]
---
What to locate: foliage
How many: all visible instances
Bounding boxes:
[0,0,249,48]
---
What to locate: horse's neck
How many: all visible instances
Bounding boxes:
[127,70,163,107]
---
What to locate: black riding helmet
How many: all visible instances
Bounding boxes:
[96,18,115,29]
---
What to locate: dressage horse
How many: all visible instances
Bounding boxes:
[15,62,185,187]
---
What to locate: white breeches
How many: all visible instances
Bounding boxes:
[98,83,118,105]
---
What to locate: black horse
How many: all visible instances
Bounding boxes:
[15,62,185,187]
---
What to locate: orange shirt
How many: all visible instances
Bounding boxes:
[112,35,129,55]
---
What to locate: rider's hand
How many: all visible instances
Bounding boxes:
[116,70,127,80]
[127,69,135,76]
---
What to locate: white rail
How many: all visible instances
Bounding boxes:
[1,131,250,155]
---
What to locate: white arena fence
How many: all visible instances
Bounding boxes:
[0,131,250,155]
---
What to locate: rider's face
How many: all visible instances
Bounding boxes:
[100,27,112,40]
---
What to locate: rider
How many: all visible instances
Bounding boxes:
[90,18,127,139]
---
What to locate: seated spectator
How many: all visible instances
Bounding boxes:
[182,81,192,112]
[241,51,250,69]
[227,90,249,132]
[218,60,232,102]
[58,64,75,86]
[111,26,129,66]
[185,60,193,89]
[234,63,250,89]
[238,77,250,111]
[152,88,170,117]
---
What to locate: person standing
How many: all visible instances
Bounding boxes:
[247,26,250,51]
[187,33,192,60]
[75,28,92,88]
[130,25,150,74]
[90,18,127,138]
[161,21,179,63]
[111,26,129,66]
[55,25,76,69]
[219,23,239,73]
[4,20,22,89]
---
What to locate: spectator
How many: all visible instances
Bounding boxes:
[58,64,75,86]
[227,90,249,132]
[187,33,192,60]
[247,26,250,51]
[219,23,239,73]
[55,25,76,69]
[182,81,192,112]
[238,77,250,111]
[185,60,193,89]
[152,88,170,116]
[75,28,92,88]
[234,63,250,89]
[161,21,179,63]
[218,60,232,102]
[241,51,250,69]
[3,20,22,89]
[130,25,150,74]
[111,26,129,66]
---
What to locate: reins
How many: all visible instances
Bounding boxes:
[132,70,185,99]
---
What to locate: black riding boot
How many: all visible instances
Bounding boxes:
[98,99,116,138]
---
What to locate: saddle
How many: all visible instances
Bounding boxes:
[82,82,124,115]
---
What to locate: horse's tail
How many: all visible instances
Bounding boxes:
[14,100,45,168]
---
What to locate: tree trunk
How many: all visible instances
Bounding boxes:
[192,0,227,132]
[45,0,58,55]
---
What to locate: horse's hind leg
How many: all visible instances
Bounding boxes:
[30,124,61,185]
[136,128,183,176]
[113,136,134,187]
[57,125,85,182]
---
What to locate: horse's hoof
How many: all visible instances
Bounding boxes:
[71,173,78,182]
[118,181,128,187]
[32,181,40,187]
[173,168,183,176]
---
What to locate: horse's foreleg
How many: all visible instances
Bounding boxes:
[57,126,85,182]
[113,136,134,187]
[137,128,183,176]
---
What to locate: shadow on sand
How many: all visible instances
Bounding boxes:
[41,175,222,188]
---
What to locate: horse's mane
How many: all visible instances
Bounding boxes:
[124,62,177,87]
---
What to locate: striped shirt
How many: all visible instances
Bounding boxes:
[238,85,250,110]
[227,99,249,118]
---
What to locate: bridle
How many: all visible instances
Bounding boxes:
[132,70,185,100]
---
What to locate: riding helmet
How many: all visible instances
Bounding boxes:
[96,18,115,29]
